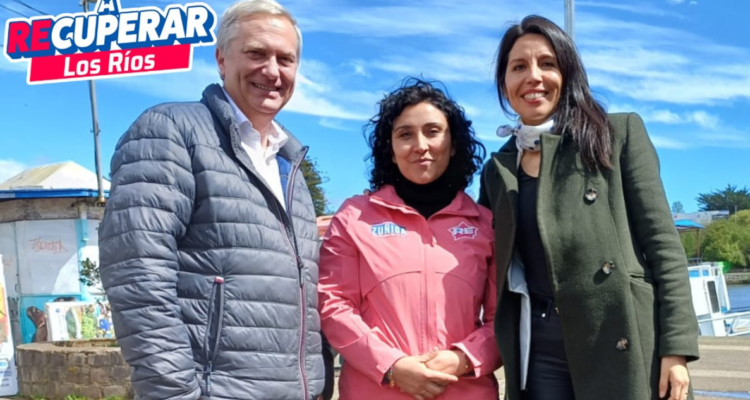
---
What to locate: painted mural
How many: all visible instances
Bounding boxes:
[45,300,114,342]
[0,255,18,396]
[0,218,103,344]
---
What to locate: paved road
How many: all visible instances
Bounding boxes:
[330,336,750,400]
[691,336,750,399]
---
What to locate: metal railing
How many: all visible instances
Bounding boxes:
[698,311,750,337]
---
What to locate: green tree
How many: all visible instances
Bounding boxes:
[672,201,685,214]
[696,184,750,215]
[680,230,703,259]
[300,156,329,217]
[700,209,750,268]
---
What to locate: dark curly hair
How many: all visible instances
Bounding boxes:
[365,77,486,191]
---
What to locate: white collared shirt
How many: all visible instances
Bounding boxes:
[222,88,289,209]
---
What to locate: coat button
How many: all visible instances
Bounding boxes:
[584,188,598,202]
[616,338,628,351]
[602,261,615,275]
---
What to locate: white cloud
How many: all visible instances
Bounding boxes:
[0,159,27,183]
[1,0,744,150]
[650,136,689,149]
[318,118,352,131]
[608,104,720,129]
[0,52,29,73]
[343,61,369,77]
[605,103,746,149]
[577,1,683,17]
[286,1,750,108]
[95,57,380,121]
[371,48,497,83]
[461,104,483,118]
[285,88,370,120]
[645,109,718,129]
[687,111,719,128]
[695,130,750,146]
[287,0,562,38]
[98,58,218,102]
[648,109,683,124]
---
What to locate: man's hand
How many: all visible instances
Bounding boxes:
[659,356,690,400]
[391,350,459,400]
[424,350,470,377]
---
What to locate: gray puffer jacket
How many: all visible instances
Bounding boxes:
[99,83,327,400]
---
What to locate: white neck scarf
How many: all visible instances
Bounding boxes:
[496,118,555,166]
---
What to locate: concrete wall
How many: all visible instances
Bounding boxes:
[16,340,132,400]
[0,198,105,224]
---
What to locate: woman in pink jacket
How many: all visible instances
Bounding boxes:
[318,78,502,400]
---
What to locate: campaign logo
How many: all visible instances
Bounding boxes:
[449,222,478,241]
[371,221,407,238]
[2,0,217,84]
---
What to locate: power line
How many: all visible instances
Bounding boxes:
[0,3,31,18]
[10,0,46,15]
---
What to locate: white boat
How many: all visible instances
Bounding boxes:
[688,263,750,337]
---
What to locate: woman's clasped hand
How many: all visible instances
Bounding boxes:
[389,349,467,400]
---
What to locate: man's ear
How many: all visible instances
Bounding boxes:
[216,47,226,80]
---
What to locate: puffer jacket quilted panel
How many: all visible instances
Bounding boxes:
[99,84,324,400]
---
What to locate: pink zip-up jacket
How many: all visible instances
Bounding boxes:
[318,185,502,400]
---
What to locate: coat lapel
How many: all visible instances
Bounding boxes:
[538,133,563,189]
[490,138,520,285]
[490,134,563,289]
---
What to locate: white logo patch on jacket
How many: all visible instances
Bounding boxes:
[449,222,478,241]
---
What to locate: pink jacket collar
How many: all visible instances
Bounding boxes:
[368,184,481,218]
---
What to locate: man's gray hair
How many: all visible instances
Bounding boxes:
[217,0,303,55]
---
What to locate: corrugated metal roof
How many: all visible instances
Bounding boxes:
[0,161,110,191]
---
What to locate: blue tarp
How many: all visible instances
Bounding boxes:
[675,219,705,230]
[0,188,109,200]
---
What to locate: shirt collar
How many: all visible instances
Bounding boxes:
[221,87,288,149]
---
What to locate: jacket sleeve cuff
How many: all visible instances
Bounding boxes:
[659,335,700,362]
[452,342,481,378]
[371,347,408,384]
[336,332,408,385]
[451,338,500,378]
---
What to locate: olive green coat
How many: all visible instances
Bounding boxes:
[478,113,700,400]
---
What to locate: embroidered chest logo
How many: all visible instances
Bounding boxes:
[449,222,478,241]
[371,221,407,238]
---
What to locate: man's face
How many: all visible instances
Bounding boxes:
[216,14,299,123]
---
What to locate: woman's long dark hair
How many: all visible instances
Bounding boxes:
[495,15,612,170]
[365,77,486,191]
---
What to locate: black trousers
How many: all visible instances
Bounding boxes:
[526,296,576,400]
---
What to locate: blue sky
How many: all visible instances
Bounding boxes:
[1,0,749,213]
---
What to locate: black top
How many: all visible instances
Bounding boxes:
[393,171,458,219]
[517,166,554,298]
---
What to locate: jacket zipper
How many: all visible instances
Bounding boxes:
[272,147,309,400]
[203,276,225,396]
[229,123,310,398]
[288,149,309,400]
[423,215,435,353]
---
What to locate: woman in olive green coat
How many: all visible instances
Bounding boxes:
[478,15,700,400]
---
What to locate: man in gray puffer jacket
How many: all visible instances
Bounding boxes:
[98,1,333,399]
